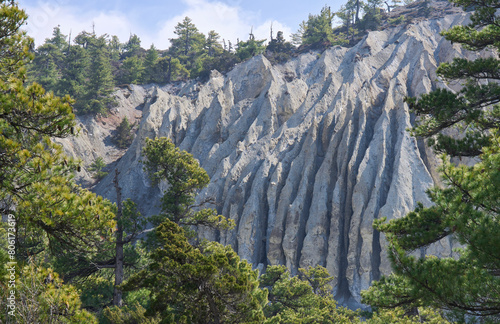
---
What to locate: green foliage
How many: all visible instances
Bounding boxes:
[113,116,135,149]
[388,15,406,26]
[260,265,359,323]
[366,307,450,323]
[57,44,89,103]
[108,35,122,61]
[266,31,295,64]
[102,302,160,324]
[82,35,116,114]
[123,220,267,324]
[336,1,360,42]
[89,156,108,180]
[359,6,383,31]
[28,31,65,90]
[142,137,234,233]
[0,261,97,323]
[0,1,116,259]
[142,44,159,83]
[362,0,500,320]
[118,56,144,84]
[302,6,348,48]
[169,17,206,72]
[122,34,142,58]
[236,37,266,61]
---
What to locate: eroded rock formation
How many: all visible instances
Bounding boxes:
[60,10,485,307]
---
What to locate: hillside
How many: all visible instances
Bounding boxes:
[56,9,490,308]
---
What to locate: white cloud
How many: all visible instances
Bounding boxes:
[21,0,293,50]
[155,0,293,48]
[23,2,138,46]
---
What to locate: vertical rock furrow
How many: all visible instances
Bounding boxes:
[75,13,490,307]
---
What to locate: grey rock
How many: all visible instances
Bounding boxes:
[60,12,488,307]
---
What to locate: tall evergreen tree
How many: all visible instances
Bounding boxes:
[108,35,123,61]
[361,0,500,320]
[0,0,115,261]
[142,137,233,239]
[142,44,159,83]
[302,6,348,48]
[168,17,206,73]
[122,33,142,58]
[205,30,223,57]
[113,116,135,148]
[57,44,89,105]
[117,55,143,85]
[83,34,115,114]
[27,26,67,91]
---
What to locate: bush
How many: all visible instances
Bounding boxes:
[113,117,134,149]
[89,157,108,180]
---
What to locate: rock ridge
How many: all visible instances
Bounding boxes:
[60,12,489,307]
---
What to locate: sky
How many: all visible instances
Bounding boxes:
[18,0,345,49]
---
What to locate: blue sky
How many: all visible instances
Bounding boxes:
[18,0,345,49]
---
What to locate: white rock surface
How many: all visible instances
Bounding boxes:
[61,12,488,307]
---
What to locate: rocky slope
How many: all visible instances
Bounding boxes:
[59,8,489,307]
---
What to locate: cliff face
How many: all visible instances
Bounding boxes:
[60,11,484,307]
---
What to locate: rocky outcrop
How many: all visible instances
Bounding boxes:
[61,11,488,307]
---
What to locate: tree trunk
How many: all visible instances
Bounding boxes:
[113,169,124,307]
[355,0,360,23]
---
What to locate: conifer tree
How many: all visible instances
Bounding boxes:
[83,34,115,114]
[118,55,143,84]
[236,37,266,61]
[27,26,67,91]
[113,116,135,149]
[168,17,206,73]
[123,220,267,324]
[142,137,233,239]
[108,35,122,61]
[142,44,159,83]
[0,0,115,261]
[361,0,500,320]
[302,6,348,48]
[57,44,89,105]
[122,34,142,58]
[260,265,358,323]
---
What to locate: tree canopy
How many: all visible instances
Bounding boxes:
[361,0,500,320]
[123,220,267,324]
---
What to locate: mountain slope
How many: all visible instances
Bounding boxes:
[59,11,487,307]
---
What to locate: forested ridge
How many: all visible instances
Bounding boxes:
[26,0,436,116]
[1,0,499,322]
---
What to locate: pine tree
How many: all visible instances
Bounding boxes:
[266,31,295,64]
[123,220,267,323]
[27,26,67,91]
[303,6,348,48]
[236,37,266,61]
[108,35,122,61]
[168,17,206,73]
[122,34,142,58]
[58,44,89,107]
[0,0,115,261]
[142,44,159,83]
[118,55,144,84]
[142,137,233,238]
[361,0,500,320]
[113,116,135,148]
[83,34,115,114]
[259,265,358,323]
[88,156,108,180]
[0,261,97,323]
[205,30,223,57]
